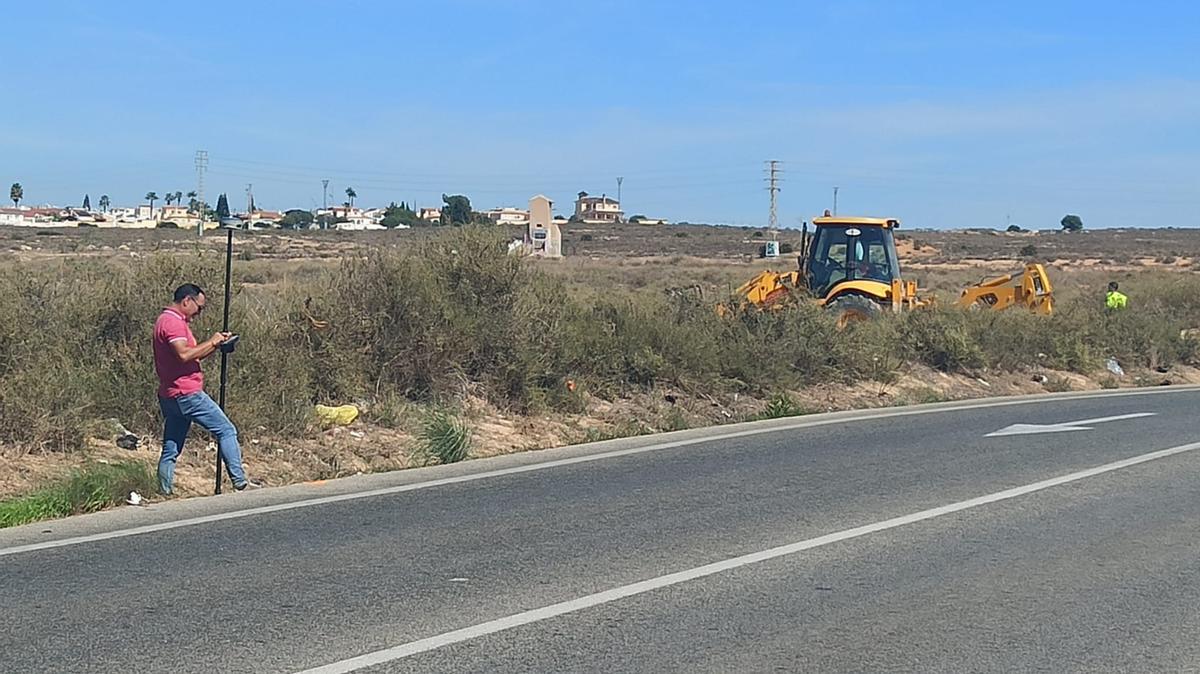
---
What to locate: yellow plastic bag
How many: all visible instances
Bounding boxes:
[314,404,359,426]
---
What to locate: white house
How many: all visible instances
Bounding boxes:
[0,208,29,226]
[485,207,530,225]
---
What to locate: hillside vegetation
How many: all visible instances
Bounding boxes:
[2,227,1198,454]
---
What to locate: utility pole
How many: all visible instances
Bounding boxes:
[616,176,623,221]
[246,183,253,224]
[194,150,208,236]
[833,186,839,215]
[321,179,329,210]
[765,160,782,238]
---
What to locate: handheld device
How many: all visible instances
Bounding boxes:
[219,334,240,353]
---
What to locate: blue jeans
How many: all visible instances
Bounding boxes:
[158,392,247,494]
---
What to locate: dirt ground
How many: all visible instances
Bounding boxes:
[3,361,1192,501]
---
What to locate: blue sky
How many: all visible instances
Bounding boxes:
[2,0,1198,228]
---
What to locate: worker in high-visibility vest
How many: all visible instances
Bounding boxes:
[1106,281,1128,310]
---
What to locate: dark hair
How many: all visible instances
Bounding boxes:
[1108,281,1119,291]
[173,283,205,303]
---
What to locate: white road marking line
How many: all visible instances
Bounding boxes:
[0,387,1193,557]
[985,412,1157,437]
[295,439,1200,673]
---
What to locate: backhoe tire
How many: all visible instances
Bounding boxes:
[826,293,882,329]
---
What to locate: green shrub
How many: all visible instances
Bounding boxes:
[417,410,472,465]
[898,309,985,372]
[754,392,810,420]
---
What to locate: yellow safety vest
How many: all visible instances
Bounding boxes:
[1106,291,1128,309]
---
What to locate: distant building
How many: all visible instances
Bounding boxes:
[0,208,29,226]
[629,215,669,225]
[317,205,383,229]
[159,204,193,223]
[526,194,562,258]
[418,207,442,223]
[574,191,623,223]
[485,207,530,225]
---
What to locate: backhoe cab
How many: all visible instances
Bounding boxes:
[800,215,927,324]
[728,214,927,326]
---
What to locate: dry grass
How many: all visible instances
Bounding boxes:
[2,225,1199,458]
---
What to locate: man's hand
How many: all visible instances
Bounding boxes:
[174,332,230,363]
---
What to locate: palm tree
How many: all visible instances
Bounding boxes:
[10,183,22,207]
[99,195,110,213]
[186,190,198,213]
[145,191,158,215]
[345,187,357,207]
[173,190,183,206]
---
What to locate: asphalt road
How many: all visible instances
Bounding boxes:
[4,388,1200,672]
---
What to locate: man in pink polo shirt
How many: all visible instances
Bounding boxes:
[153,283,259,494]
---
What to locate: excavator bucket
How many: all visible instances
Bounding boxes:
[955,263,1054,314]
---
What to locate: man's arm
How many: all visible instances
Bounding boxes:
[170,332,230,363]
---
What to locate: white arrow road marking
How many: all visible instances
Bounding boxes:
[986,412,1157,437]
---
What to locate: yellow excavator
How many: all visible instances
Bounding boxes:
[728,213,1053,325]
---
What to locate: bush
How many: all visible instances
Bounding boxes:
[4,226,1200,453]
[417,410,471,464]
[898,309,985,372]
[753,392,810,420]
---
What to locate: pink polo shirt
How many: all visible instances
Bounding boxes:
[153,308,204,399]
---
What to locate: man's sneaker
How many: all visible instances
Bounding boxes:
[234,480,263,491]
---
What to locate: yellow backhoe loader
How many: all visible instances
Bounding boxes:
[726,214,1053,325]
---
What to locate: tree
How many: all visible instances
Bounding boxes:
[280,209,314,230]
[172,190,183,207]
[441,193,473,226]
[10,183,22,207]
[82,194,91,211]
[1060,214,1084,232]
[1005,224,1023,233]
[186,190,198,213]
[345,187,357,206]
[98,195,110,212]
[145,191,158,214]
[216,193,230,219]
[381,201,422,228]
